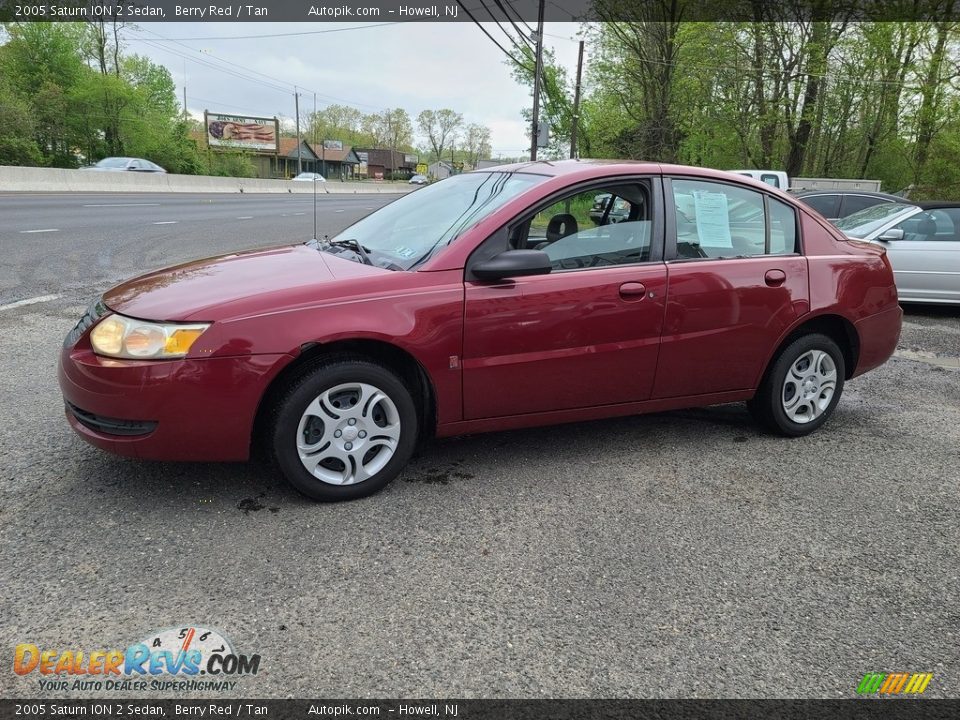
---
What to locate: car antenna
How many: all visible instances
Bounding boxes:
[312,93,319,242]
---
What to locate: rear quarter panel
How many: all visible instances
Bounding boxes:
[800,212,901,377]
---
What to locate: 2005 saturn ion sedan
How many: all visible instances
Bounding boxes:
[59,161,903,501]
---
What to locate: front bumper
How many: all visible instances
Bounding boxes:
[59,341,292,462]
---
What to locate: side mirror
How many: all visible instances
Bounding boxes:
[877,228,904,242]
[473,250,552,281]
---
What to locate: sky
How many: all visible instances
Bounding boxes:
[120,22,585,157]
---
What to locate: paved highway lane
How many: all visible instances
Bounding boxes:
[0,192,395,304]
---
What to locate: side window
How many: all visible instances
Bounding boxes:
[894,209,957,241]
[804,194,840,218]
[672,179,764,258]
[511,184,653,270]
[939,209,960,241]
[671,179,797,258]
[768,198,798,255]
[840,195,888,217]
[760,173,781,188]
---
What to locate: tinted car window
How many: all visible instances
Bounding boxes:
[840,195,891,217]
[802,194,841,218]
[894,209,959,242]
[514,184,653,270]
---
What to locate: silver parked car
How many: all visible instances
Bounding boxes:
[834,201,960,304]
[82,157,167,173]
[292,172,326,182]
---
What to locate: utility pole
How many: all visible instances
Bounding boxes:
[570,40,584,159]
[182,60,187,119]
[294,87,302,175]
[530,0,545,161]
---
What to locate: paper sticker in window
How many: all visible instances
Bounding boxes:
[692,190,733,248]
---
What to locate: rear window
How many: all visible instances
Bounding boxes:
[802,194,840,218]
[840,195,891,217]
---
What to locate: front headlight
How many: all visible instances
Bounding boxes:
[89,313,210,360]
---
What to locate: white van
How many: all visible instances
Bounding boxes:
[731,169,790,190]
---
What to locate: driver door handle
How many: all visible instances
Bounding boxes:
[619,282,647,300]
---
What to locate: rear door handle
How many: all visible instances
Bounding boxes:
[764,269,786,287]
[619,282,647,300]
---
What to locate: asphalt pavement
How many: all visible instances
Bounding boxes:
[0,192,958,700]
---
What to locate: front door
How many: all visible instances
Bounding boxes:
[462,180,668,420]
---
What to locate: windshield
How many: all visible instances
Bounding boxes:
[324,171,545,270]
[834,202,916,238]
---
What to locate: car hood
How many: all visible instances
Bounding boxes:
[102,244,382,322]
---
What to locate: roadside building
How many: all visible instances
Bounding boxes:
[191,131,321,179]
[475,159,508,170]
[355,149,416,180]
[428,161,455,180]
[307,143,362,181]
[275,138,319,178]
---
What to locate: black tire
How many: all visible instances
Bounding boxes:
[747,333,846,437]
[269,358,419,501]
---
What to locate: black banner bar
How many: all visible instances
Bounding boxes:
[2,700,960,720]
[3,0,960,22]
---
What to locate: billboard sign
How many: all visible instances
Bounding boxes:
[323,140,343,151]
[205,112,278,151]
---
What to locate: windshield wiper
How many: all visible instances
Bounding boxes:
[323,238,373,266]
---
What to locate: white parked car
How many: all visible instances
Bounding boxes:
[731,169,789,190]
[82,157,166,173]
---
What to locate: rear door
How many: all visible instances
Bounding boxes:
[654,177,809,398]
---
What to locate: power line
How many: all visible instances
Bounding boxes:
[479,0,535,56]
[456,1,527,68]
[127,26,387,109]
[502,0,536,33]
[140,22,403,41]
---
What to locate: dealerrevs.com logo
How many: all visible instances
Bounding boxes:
[13,626,261,692]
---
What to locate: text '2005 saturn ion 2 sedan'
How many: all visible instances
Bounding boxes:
[59,160,903,501]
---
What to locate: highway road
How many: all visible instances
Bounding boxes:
[0,192,395,305]
[0,192,958,700]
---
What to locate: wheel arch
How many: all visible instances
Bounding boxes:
[251,338,438,458]
[755,312,860,389]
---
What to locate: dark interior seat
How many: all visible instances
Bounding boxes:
[535,213,579,250]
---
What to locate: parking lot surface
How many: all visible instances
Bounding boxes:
[0,193,957,698]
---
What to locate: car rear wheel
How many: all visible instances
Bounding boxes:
[748,333,845,437]
[270,359,418,501]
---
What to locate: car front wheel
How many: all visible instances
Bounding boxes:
[270,359,418,501]
[748,333,846,437]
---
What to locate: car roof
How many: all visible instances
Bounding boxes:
[917,201,960,209]
[479,159,769,185]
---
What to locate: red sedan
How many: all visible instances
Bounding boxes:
[59,161,902,501]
